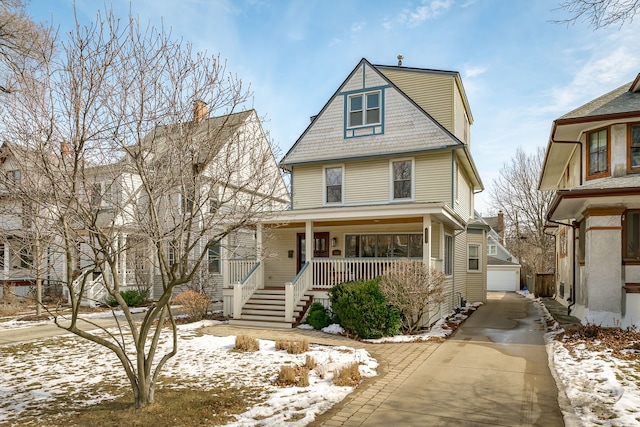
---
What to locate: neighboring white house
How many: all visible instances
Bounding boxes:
[224,58,487,328]
[539,73,640,327]
[0,107,289,306]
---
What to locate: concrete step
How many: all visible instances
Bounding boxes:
[229,318,293,329]
[239,313,287,321]
[242,308,285,316]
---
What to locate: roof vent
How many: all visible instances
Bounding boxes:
[397,54,404,66]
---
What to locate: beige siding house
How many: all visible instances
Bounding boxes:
[225,58,487,328]
[540,73,640,327]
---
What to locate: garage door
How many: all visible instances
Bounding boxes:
[488,269,518,292]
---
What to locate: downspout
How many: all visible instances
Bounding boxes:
[546,217,578,315]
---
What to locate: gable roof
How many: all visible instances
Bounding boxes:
[540,74,640,190]
[280,58,483,190]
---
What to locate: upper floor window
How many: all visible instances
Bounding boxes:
[587,128,609,178]
[487,244,497,256]
[348,91,380,128]
[324,166,343,204]
[391,160,413,200]
[468,244,480,272]
[629,123,640,171]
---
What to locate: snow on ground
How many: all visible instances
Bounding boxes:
[520,290,640,427]
[0,319,377,426]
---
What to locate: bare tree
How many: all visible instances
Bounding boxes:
[489,147,555,278]
[0,0,52,94]
[0,7,287,409]
[379,260,446,334]
[556,0,640,28]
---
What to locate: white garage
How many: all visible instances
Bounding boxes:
[487,259,521,292]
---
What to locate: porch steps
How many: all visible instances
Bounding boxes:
[229,287,313,329]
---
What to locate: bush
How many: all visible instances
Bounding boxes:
[106,289,147,307]
[234,334,260,352]
[275,339,309,354]
[275,365,309,387]
[333,362,362,386]
[305,302,332,330]
[328,278,401,339]
[172,290,210,322]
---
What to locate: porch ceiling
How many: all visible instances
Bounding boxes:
[263,202,466,230]
[549,188,640,220]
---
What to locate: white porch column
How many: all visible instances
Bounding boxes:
[423,215,432,269]
[221,235,229,288]
[305,220,313,266]
[256,224,264,289]
[119,233,127,286]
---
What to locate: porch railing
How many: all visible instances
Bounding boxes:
[285,262,312,323]
[67,270,108,308]
[311,257,423,289]
[232,261,262,319]
[229,258,258,286]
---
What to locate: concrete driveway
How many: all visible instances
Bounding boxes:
[313,291,564,426]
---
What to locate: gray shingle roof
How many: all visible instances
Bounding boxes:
[558,81,640,121]
[487,256,519,266]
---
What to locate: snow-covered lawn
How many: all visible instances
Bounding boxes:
[521,291,640,427]
[0,318,377,426]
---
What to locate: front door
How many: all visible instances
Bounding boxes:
[297,232,330,273]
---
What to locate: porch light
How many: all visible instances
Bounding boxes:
[331,237,337,247]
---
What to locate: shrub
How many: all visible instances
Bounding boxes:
[333,362,361,386]
[303,355,317,370]
[305,302,331,330]
[379,260,447,334]
[328,278,401,339]
[275,365,309,387]
[234,334,260,352]
[106,289,147,307]
[275,339,309,354]
[173,290,210,322]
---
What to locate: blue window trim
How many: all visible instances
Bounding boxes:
[342,85,388,139]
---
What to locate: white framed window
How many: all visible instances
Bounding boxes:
[468,244,481,272]
[444,235,453,276]
[208,245,221,273]
[323,165,343,205]
[6,170,20,184]
[348,91,381,128]
[390,159,414,200]
[487,244,497,256]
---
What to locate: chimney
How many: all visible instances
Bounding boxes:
[497,210,505,243]
[193,100,208,123]
[61,141,70,157]
[397,54,404,66]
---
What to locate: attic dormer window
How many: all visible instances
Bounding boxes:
[348,91,380,127]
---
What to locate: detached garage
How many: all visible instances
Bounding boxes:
[487,257,521,292]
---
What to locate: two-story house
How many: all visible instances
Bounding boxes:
[226,58,487,328]
[539,74,640,327]
[1,107,289,307]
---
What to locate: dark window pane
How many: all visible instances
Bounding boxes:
[361,235,376,257]
[626,212,640,259]
[409,234,423,257]
[366,93,379,108]
[377,235,392,257]
[393,234,408,257]
[345,235,358,258]
[350,111,363,127]
[366,108,380,124]
[350,95,362,111]
[394,181,411,199]
[468,258,479,270]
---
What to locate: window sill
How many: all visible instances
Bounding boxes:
[585,171,611,181]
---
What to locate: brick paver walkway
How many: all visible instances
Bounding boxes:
[200,324,440,426]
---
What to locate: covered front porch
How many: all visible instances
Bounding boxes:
[224,203,466,328]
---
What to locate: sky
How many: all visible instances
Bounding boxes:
[25,0,640,214]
